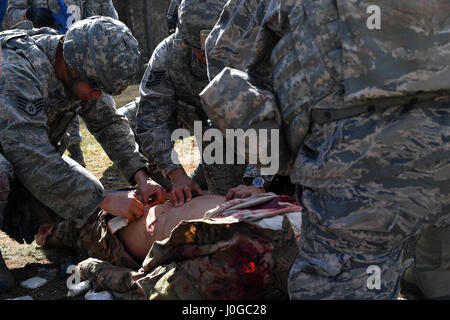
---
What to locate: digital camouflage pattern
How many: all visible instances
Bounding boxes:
[118,98,141,137]
[117,99,172,191]
[66,116,82,146]
[0,22,147,231]
[51,194,301,300]
[339,0,450,105]
[6,0,118,28]
[137,7,246,195]
[177,0,227,49]
[64,16,140,96]
[203,0,450,299]
[6,1,120,166]
[137,32,209,178]
[200,67,295,178]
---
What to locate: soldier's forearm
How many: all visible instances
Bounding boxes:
[167,167,188,182]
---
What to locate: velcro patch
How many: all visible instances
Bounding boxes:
[145,70,165,88]
[17,96,44,117]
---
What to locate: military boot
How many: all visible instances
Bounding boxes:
[68,144,86,167]
[401,226,450,299]
[0,248,14,293]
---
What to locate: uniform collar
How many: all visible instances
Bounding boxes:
[34,34,71,98]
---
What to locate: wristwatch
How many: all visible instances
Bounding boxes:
[244,177,269,190]
[252,177,266,188]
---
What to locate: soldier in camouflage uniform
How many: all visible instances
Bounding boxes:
[6,0,118,28]
[0,16,166,293]
[200,0,450,299]
[117,98,172,192]
[136,0,246,207]
[7,0,119,167]
[119,98,209,192]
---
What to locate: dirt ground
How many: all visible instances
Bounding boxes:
[0,85,199,300]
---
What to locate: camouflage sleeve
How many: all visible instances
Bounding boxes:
[200,67,293,176]
[206,0,285,81]
[83,0,118,19]
[116,98,139,136]
[79,93,148,183]
[0,62,105,228]
[99,0,118,19]
[136,38,183,178]
[6,0,28,27]
[243,165,275,184]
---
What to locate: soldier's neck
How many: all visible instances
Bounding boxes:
[54,41,69,86]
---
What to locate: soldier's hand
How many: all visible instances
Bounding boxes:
[134,169,166,206]
[100,191,144,223]
[26,8,56,28]
[226,185,265,201]
[168,168,206,207]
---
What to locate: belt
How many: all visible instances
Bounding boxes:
[311,91,450,124]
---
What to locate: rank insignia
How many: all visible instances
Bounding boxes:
[145,70,165,88]
[17,96,44,117]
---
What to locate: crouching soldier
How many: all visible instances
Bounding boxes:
[0,16,166,293]
[136,0,246,207]
[7,0,121,168]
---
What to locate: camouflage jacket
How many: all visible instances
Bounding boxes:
[137,31,211,178]
[7,0,118,28]
[202,0,450,187]
[0,29,148,227]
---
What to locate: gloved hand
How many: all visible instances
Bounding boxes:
[26,7,55,28]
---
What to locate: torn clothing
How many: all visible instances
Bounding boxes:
[44,193,302,299]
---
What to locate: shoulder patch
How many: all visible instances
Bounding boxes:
[145,70,165,88]
[17,96,44,117]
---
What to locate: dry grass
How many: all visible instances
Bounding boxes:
[78,84,199,180]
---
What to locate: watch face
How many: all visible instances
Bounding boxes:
[253,177,265,188]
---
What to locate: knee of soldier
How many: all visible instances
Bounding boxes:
[0,154,14,215]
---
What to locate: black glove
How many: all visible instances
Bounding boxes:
[1,181,41,244]
[26,7,55,28]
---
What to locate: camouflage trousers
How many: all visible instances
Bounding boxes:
[288,171,450,299]
[42,211,140,270]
